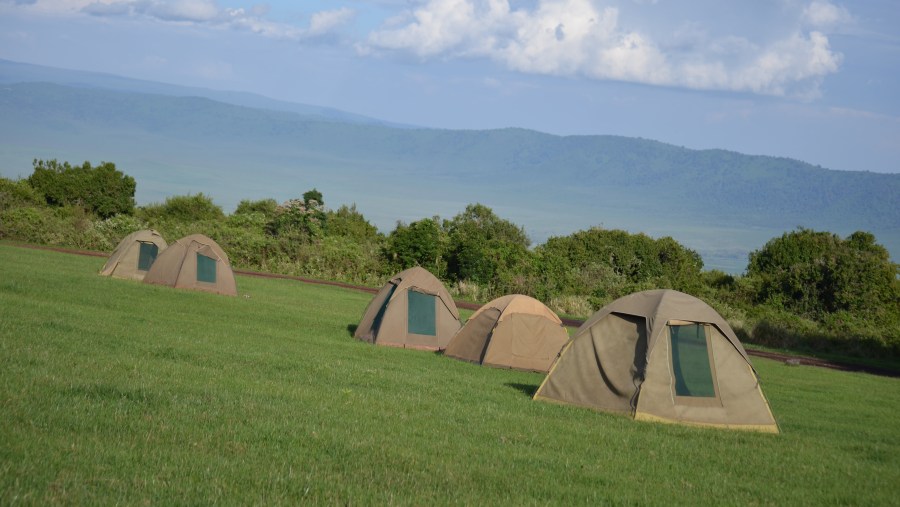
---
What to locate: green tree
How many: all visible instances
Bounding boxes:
[268,190,327,240]
[326,204,380,241]
[444,203,531,285]
[385,217,447,276]
[27,159,136,218]
[530,227,704,308]
[747,228,899,321]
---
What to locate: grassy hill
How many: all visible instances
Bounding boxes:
[2,244,899,504]
[0,77,897,272]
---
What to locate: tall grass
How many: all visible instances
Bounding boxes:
[1,243,898,505]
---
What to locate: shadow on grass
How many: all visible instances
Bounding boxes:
[346,324,357,337]
[505,382,539,398]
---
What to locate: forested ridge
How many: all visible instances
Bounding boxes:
[1,81,897,273]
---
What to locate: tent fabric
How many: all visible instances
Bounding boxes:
[100,229,168,281]
[445,294,570,372]
[353,267,460,350]
[534,289,778,433]
[142,234,237,296]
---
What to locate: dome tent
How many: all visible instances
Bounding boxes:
[100,229,168,281]
[143,234,237,296]
[445,294,569,372]
[354,267,460,351]
[534,289,778,433]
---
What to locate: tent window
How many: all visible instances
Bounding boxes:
[670,324,716,398]
[137,242,159,271]
[407,290,436,336]
[196,253,217,283]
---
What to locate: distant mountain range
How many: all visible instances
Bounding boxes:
[0,59,897,272]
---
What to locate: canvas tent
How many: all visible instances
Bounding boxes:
[143,234,237,296]
[445,294,569,372]
[354,266,461,350]
[534,289,778,433]
[100,229,168,281]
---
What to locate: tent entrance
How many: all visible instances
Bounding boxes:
[407,290,436,336]
[370,283,398,339]
[137,242,159,271]
[196,253,217,283]
[669,323,720,405]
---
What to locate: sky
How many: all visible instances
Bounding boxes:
[1,0,898,174]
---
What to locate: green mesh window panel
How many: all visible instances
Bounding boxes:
[670,324,716,397]
[137,242,159,271]
[196,253,217,283]
[407,290,436,336]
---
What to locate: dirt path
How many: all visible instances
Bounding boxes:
[9,241,897,378]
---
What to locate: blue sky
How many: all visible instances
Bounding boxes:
[1,0,898,174]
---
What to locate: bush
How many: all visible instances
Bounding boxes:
[747,228,899,322]
[138,193,224,223]
[234,199,278,219]
[0,177,43,211]
[385,217,447,276]
[27,159,135,218]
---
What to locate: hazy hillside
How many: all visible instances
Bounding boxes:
[0,76,897,272]
[0,59,398,126]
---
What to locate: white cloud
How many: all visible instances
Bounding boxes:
[803,0,851,30]
[9,0,355,41]
[362,0,845,98]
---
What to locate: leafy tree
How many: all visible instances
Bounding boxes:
[27,159,136,218]
[326,204,380,241]
[268,190,327,239]
[302,188,324,207]
[385,217,447,276]
[747,228,899,322]
[444,203,531,284]
[535,227,703,302]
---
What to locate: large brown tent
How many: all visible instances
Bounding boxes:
[100,229,168,281]
[143,234,237,296]
[354,267,460,350]
[444,294,569,372]
[534,289,778,433]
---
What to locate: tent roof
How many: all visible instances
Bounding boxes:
[469,294,562,325]
[388,266,459,319]
[577,289,749,362]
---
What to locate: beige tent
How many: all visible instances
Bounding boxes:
[100,229,168,281]
[445,294,569,372]
[143,234,237,296]
[354,266,460,350]
[534,289,778,433]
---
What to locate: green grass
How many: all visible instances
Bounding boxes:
[1,244,899,505]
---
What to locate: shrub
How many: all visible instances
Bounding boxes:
[27,159,136,218]
[234,198,278,219]
[0,177,42,211]
[385,217,447,276]
[138,193,225,223]
[747,228,899,323]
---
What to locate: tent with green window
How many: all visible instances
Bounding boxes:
[444,294,569,372]
[143,234,237,296]
[354,266,460,350]
[100,229,168,281]
[534,289,778,433]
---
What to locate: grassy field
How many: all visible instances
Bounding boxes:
[1,243,899,505]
